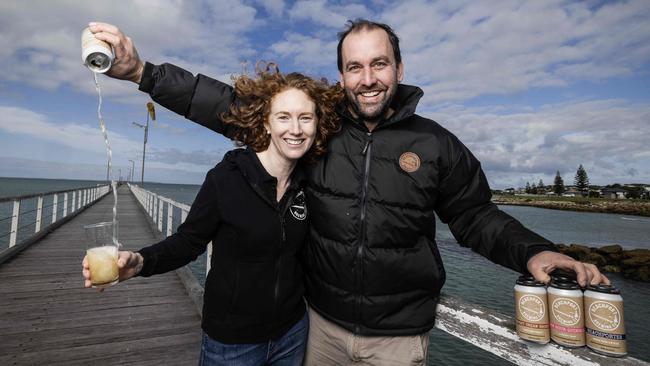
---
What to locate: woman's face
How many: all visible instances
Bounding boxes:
[265,88,318,163]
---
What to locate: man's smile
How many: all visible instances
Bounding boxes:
[358,89,384,103]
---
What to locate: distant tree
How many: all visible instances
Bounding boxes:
[534,179,544,194]
[626,186,642,199]
[574,165,590,195]
[553,171,565,195]
[525,182,531,194]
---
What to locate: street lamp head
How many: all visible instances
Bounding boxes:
[147,102,156,121]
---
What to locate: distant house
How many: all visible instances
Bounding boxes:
[601,187,627,199]
[504,188,515,195]
[562,188,582,197]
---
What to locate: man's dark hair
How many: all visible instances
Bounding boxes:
[336,19,402,73]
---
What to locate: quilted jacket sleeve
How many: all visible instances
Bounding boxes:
[433,133,558,273]
[138,62,238,139]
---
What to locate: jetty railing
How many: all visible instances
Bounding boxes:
[126,184,647,366]
[0,184,111,261]
[128,183,213,276]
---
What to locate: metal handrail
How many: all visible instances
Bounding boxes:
[127,183,212,276]
[0,184,111,250]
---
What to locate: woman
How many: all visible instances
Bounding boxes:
[82,63,341,365]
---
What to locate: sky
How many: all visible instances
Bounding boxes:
[0,0,649,189]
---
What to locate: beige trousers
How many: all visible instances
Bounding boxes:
[304,307,430,366]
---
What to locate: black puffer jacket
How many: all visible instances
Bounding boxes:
[139,62,557,336]
[137,147,308,343]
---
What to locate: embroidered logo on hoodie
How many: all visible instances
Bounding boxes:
[290,190,307,220]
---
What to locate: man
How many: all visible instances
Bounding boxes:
[89,19,607,365]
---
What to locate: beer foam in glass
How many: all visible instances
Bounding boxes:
[85,221,119,288]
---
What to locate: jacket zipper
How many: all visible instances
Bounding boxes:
[272,192,292,327]
[274,215,285,306]
[355,132,373,334]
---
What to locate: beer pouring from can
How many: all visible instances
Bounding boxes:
[81,27,114,73]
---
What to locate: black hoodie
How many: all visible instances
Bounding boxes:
[137,147,308,343]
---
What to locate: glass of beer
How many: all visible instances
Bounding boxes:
[84,221,120,288]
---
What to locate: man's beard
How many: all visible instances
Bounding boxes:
[345,84,397,123]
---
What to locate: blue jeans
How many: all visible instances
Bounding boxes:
[198,312,308,366]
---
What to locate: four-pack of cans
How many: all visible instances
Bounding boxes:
[514,275,626,357]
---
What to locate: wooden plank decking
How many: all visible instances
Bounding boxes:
[0,185,202,365]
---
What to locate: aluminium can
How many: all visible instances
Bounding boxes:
[548,278,585,347]
[81,27,113,73]
[584,284,626,357]
[514,275,550,344]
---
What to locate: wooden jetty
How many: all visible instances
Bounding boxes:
[0,185,201,365]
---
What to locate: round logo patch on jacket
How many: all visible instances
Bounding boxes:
[290,190,307,220]
[399,152,421,173]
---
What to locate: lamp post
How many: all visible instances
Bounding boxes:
[128,159,135,182]
[132,121,147,184]
[132,102,156,185]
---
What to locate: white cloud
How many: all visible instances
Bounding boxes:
[0,105,234,173]
[0,106,141,156]
[268,33,338,72]
[381,0,650,104]
[0,0,258,99]
[0,0,649,187]
[288,0,370,28]
[147,147,227,167]
[253,0,285,17]
[427,99,650,188]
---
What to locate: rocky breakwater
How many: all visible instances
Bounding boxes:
[556,244,650,282]
[492,196,650,217]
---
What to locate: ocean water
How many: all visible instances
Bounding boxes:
[2,177,649,364]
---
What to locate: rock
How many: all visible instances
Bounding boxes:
[594,245,624,264]
[563,244,591,261]
[620,249,650,282]
[596,245,623,256]
[622,265,650,282]
[621,255,650,267]
[555,244,567,251]
[621,249,650,268]
[605,253,623,265]
[600,265,621,273]
[622,248,650,259]
[584,252,607,267]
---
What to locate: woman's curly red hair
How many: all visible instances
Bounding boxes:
[221,62,343,160]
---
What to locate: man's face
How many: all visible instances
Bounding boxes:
[339,28,404,122]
